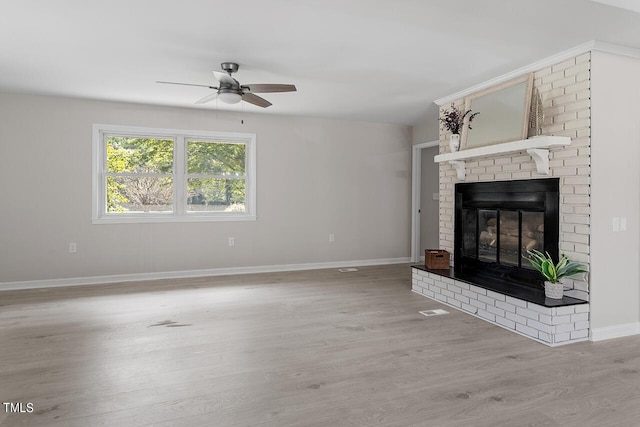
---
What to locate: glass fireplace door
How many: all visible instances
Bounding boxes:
[462,208,544,268]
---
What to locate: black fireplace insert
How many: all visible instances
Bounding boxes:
[454,178,560,290]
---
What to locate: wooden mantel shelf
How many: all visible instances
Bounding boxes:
[433,136,571,181]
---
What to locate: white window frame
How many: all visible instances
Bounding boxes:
[92,124,256,224]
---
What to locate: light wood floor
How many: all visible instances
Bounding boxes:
[1,264,640,426]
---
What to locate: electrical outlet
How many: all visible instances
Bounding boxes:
[620,217,627,232]
[329,234,335,242]
[613,217,620,232]
[228,237,235,247]
[69,242,77,253]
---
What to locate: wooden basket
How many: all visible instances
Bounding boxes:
[425,250,450,270]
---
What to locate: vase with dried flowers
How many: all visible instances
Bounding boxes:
[439,103,480,152]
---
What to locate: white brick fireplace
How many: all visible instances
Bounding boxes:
[412,51,593,346]
[438,52,592,300]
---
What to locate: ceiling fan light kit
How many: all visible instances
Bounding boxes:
[157,62,296,108]
[218,89,242,104]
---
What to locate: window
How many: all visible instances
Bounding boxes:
[92,124,256,223]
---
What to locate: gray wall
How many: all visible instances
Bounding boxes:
[420,146,439,252]
[0,93,412,284]
[412,106,440,258]
[590,51,640,334]
[411,104,439,146]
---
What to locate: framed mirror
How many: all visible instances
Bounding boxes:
[461,73,533,149]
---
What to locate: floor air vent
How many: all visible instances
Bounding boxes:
[419,309,449,317]
[338,268,359,273]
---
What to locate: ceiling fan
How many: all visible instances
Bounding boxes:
[157,62,296,108]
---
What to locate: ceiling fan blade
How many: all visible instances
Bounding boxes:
[156,80,216,89]
[242,93,272,108]
[242,84,297,93]
[213,70,236,86]
[195,92,219,104]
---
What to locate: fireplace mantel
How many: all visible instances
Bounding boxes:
[434,136,571,180]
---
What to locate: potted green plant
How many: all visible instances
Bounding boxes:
[526,249,588,299]
[439,103,479,152]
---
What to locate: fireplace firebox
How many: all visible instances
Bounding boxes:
[454,178,560,291]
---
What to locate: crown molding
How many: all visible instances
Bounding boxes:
[434,40,640,106]
[591,40,640,59]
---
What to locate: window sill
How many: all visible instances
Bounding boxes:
[91,214,257,224]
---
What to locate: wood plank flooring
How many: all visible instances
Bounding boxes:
[1,264,640,426]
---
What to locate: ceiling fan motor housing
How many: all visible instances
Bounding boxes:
[221,62,239,75]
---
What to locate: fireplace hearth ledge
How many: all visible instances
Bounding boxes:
[411,265,590,346]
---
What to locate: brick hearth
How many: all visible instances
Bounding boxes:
[412,267,589,346]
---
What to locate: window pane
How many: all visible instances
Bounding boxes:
[107,137,173,173]
[478,209,497,263]
[187,141,246,175]
[499,211,519,266]
[187,178,246,212]
[522,211,544,269]
[107,176,173,213]
[95,125,256,223]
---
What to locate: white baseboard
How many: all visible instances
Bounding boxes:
[590,322,640,342]
[0,257,411,291]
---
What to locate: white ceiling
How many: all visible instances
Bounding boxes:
[2,0,640,125]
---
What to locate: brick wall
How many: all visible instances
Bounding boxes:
[439,53,591,300]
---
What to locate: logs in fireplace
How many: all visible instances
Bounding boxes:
[454,178,559,290]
